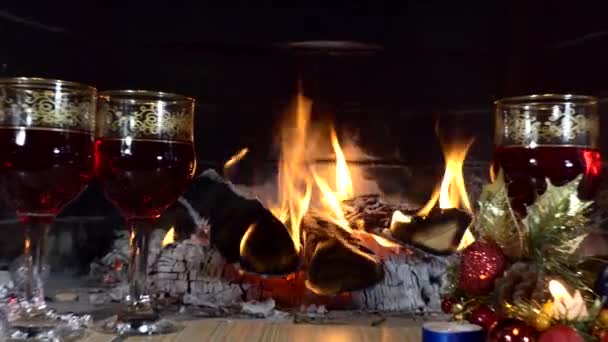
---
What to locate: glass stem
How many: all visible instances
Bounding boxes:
[22,216,51,311]
[126,219,154,311]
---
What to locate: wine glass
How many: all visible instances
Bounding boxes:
[0,77,96,339]
[95,90,196,335]
[493,94,602,215]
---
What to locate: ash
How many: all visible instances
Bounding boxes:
[149,239,243,307]
[353,253,454,312]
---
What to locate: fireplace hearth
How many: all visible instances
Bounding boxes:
[79,93,487,317]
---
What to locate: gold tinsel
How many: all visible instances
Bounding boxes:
[474,170,525,259]
[523,174,592,271]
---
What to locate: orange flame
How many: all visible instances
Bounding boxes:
[331,128,354,201]
[312,168,351,231]
[392,134,475,250]
[162,227,176,247]
[224,147,249,170]
[239,224,255,256]
[417,139,473,217]
[264,93,359,253]
[270,93,315,253]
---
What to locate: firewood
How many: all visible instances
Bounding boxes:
[306,237,384,295]
[389,208,472,255]
[181,170,298,275]
[238,210,300,275]
[301,214,384,295]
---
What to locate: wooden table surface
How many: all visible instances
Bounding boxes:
[83,319,422,342]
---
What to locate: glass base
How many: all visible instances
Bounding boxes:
[95,315,182,336]
[5,305,90,341]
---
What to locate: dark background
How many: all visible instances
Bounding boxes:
[1,1,608,213]
[1,1,608,269]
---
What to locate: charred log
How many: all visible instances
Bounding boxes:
[306,237,384,295]
[238,211,300,275]
[343,194,413,231]
[302,214,384,295]
[389,208,472,255]
[180,170,298,275]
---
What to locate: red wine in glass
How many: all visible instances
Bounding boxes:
[0,128,94,216]
[95,138,196,218]
[95,90,195,335]
[493,145,602,214]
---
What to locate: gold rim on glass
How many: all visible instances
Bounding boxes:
[99,89,195,104]
[495,94,598,107]
[0,77,97,93]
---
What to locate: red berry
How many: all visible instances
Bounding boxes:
[459,241,506,295]
[441,297,455,313]
[469,305,499,330]
[538,325,584,342]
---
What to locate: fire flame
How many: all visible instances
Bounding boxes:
[239,224,255,256]
[224,147,249,170]
[267,94,356,252]
[162,227,176,247]
[391,136,476,251]
[331,128,354,201]
[418,139,473,216]
[272,93,314,253]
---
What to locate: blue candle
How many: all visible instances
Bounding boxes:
[422,322,485,342]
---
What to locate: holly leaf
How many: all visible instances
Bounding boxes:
[524,174,593,272]
[475,169,525,259]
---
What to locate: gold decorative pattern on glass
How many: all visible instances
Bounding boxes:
[0,78,96,132]
[97,90,194,142]
[495,95,598,148]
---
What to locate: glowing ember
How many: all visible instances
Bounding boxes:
[224,147,249,170]
[239,224,255,257]
[389,210,412,230]
[369,234,399,248]
[162,227,176,247]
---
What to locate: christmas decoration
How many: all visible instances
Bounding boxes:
[598,308,608,326]
[494,261,547,311]
[533,312,552,332]
[538,325,584,342]
[459,241,506,295]
[444,171,603,339]
[441,297,455,314]
[488,319,537,342]
[469,304,499,330]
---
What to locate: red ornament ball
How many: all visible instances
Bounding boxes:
[459,241,506,295]
[538,325,584,342]
[441,297,455,314]
[469,305,499,331]
[489,319,537,342]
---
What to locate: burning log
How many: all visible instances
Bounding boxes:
[342,194,413,232]
[389,208,472,255]
[181,170,299,275]
[306,237,384,295]
[301,214,384,295]
[238,213,299,275]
